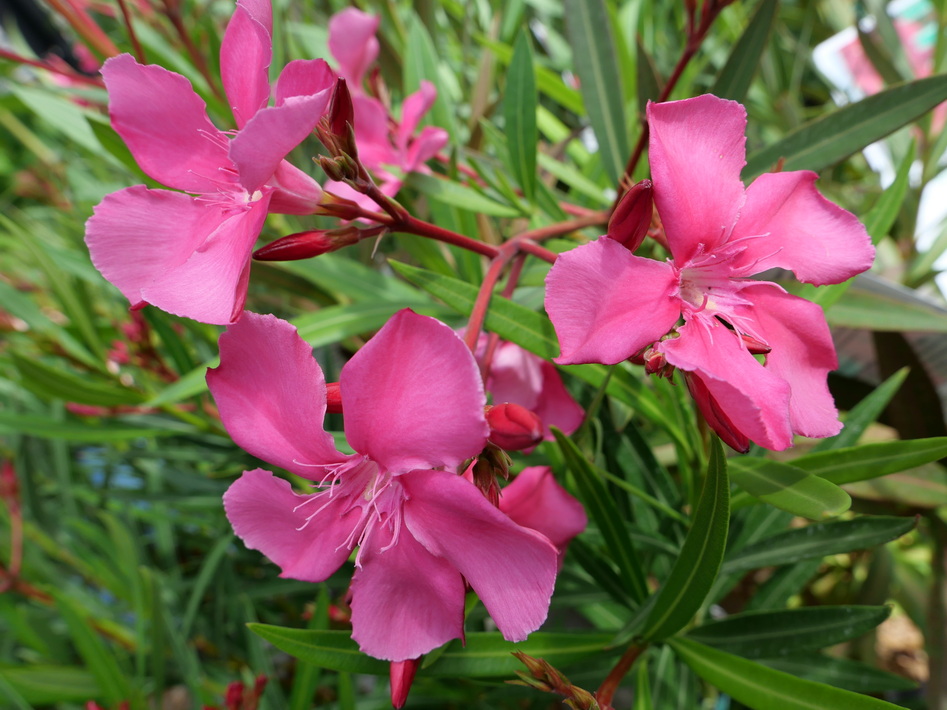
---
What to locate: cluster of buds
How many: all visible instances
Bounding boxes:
[511,652,600,710]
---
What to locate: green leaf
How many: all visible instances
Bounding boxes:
[826,282,947,332]
[760,654,917,693]
[743,76,947,179]
[403,16,456,140]
[294,301,453,347]
[671,637,909,709]
[844,469,947,508]
[722,515,916,575]
[505,31,538,201]
[53,593,131,705]
[564,0,630,185]
[554,430,648,603]
[729,458,851,519]
[248,626,612,677]
[811,368,909,452]
[711,0,778,102]
[12,354,144,407]
[11,85,105,156]
[0,666,100,704]
[686,606,890,659]
[794,437,947,485]
[640,438,729,642]
[403,172,521,217]
[0,411,175,442]
[636,38,661,118]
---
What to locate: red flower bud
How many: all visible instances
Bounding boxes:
[389,658,421,709]
[608,179,653,252]
[253,227,360,262]
[685,373,750,453]
[486,403,543,451]
[327,77,355,140]
[740,333,772,355]
[325,382,342,414]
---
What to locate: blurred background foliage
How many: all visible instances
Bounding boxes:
[2,0,947,708]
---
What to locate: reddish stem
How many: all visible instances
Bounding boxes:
[0,49,103,87]
[596,643,646,709]
[160,0,225,104]
[614,0,732,206]
[464,244,518,351]
[116,0,146,64]
[46,0,120,58]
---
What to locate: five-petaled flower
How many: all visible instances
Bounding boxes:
[208,309,560,661]
[85,0,334,324]
[545,94,874,451]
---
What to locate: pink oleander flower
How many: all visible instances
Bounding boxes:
[545,94,874,451]
[499,466,587,565]
[208,309,559,661]
[486,340,585,446]
[323,8,447,208]
[85,0,334,324]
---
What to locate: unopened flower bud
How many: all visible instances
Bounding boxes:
[318,156,348,182]
[486,403,543,451]
[641,346,666,375]
[389,658,420,709]
[327,77,355,141]
[317,191,366,221]
[607,179,653,252]
[253,227,360,262]
[685,373,750,453]
[740,332,772,355]
[325,382,342,414]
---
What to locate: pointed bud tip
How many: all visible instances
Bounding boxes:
[253,228,359,262]
[390,658,421,709]
[486,403,543,451]
[608,179,653,252]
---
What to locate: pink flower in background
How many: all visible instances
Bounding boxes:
[209,310,558,661]
[477,338,585,446]
[545,94,874,451]
[324,8,448,208]
[85,0,334,324]
[500,466,587,564]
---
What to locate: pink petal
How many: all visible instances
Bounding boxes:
[341,310,488,472]
[102,54,231,193]
[534,361,585,438]
[328,8,380,87]
[139,197,270,324]
[737,285,843,439]
[224,469,359,582]
[397,81,437,153]
[402,126,449,173]
[220,4,271,129]
[268,160,323,215]
[274,59,336,106]
[349,524,465,661]
[207,311,350,476]
[352,95,397,169]
[487,342,544,410]
[499,466,587,548]
[647,95,747,263]
[658,320,794,450]
[545,237,680,365]
[237,0,271,35]
[85,186,225,310]
[730,171,875,285]
[229,93,329,193]
[402,469,558,642]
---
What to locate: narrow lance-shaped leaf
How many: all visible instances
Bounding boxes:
[729,458,851,520]
[671,637,910,710]
[505,30,538,201]
[722,515,916,575]
[553,429,649,603]
[639,437,730,642]
[564,0,630,185]
[403,15,456,140]
[711,0,778,102]
[795,437,947,485]
[686,606,891,659]
[743,75,947,179]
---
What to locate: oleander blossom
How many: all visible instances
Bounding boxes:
[208,309,559,661]
[323,7,448,208]
[85,0,334,324]
[545,94,875,451]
